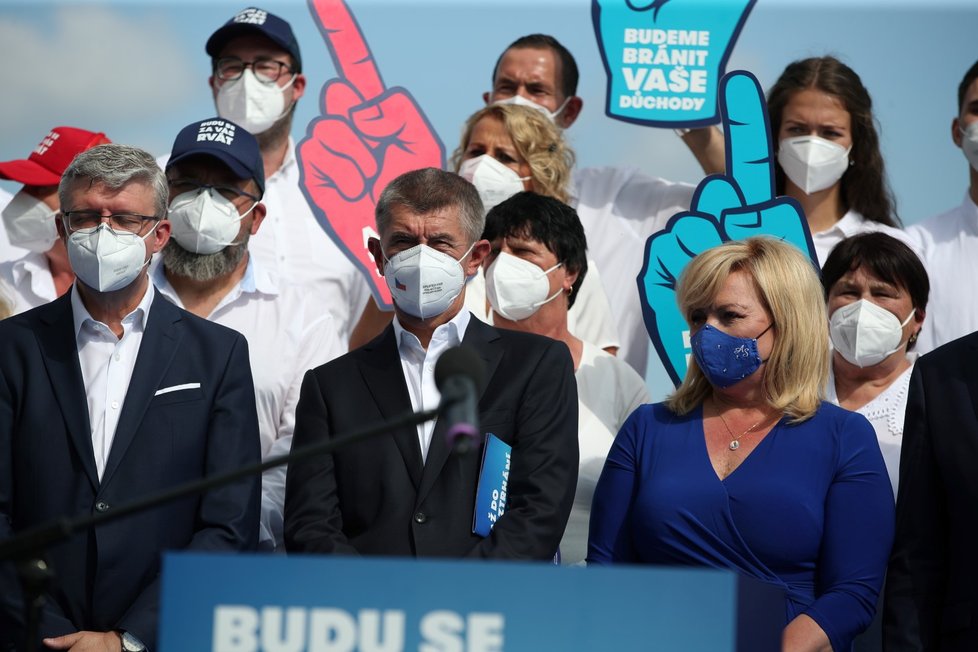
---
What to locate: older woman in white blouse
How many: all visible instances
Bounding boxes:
[822,232,928,496]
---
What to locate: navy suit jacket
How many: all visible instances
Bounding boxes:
[884,332,978,651]
[0,290,261,650]
[284,316,579,559]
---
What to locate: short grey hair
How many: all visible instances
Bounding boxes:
[375,168,484,245]
[59,143,168,218]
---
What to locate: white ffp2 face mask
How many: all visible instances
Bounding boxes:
[492,94,570,124]
[1,190,58,253]
[168,189,253,254]
[829,299,915,368]
[384,243,475,320]
[486,251,562,321]
[958,121,978,172]
[216,69,295,135]
[67,223,154,293]
[458,154,530,214]
[778,135,852,195]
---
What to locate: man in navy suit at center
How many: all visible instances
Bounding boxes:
[284,168,578,559]
[0,143,261,651]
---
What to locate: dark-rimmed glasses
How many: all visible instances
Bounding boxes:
[215,56,294,84]
[168,179,261,204]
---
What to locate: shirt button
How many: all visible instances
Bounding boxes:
[114,353,121,362]
[413,511,427,524]
[111,401,119,409]
[95,501,110,513]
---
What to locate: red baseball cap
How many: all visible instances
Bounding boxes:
[0,127,110,186]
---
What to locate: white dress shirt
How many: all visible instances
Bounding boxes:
[811,209,918,267]
[392,309,470,462]
[564,341,650,566]
[905,193,978,353]
[246,139,371,344]
[571,166,695,378]
[153,255,344,549]
[0,250,57,316]
[71,281,154,481]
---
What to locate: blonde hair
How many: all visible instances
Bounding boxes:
[666,237,828,422]
[450,104,575,204]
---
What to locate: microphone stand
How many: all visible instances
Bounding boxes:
[1,406,439,652]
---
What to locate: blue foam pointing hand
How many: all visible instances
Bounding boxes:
[638,71,817,386]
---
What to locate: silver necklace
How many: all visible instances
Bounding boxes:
[717,410,768,451]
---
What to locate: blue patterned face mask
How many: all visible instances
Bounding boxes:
[690,323,773,388]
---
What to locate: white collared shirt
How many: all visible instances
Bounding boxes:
[152,255,344,549]
[71,281,154,481]
[570,166,695,378]
[245,139,371,343]
[0,250,57,316]
[810,209,918,267]
[152,256,344,456]
[392,309,471,462]
[906,192,978,353]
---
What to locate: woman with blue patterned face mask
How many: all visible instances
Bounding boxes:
[589,237,895,652]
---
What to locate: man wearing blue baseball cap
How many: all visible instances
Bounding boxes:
[157,118,344,550]
[204,6,370,347]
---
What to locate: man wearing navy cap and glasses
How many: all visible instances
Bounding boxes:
[204,6,370,348]
[155,118,343,551]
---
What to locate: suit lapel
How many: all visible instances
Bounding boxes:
[100,294,184,487]
[417,318,503,504]
[358,326,424,489]
[35,295,99,490]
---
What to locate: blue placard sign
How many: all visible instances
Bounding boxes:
[159,552,784,651]
[592,0,757,127]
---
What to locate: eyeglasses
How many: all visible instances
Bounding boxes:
[61,210,161,234]
[215,56,294,84]
[168,179,261,203]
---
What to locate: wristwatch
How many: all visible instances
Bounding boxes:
[118,630,146,652]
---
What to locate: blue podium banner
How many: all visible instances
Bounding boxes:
[159,552,784,651]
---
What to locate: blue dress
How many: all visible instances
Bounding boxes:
[587,402,894,652]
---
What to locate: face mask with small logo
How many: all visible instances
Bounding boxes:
[216,69,295,135]
[1,190,58,253]
[958,121,978,172]
[492,94,570,124]
[458,155,530,214]
[168,189,255,254]
[829,299,915,368]
[691,323,773,389]
[67,223,154,293]
[384,243,475,319]
[486,251,563,321]
[778,135,852,195]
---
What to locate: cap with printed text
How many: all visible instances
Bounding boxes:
[0,127,110,186]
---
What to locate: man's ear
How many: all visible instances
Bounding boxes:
[367,236,385,276]
[482,91,492,106]
[558,96,583,128]
[465,239,491,277]
[292,73,307,102]
[952,116,964,148]
[249,202,267,235]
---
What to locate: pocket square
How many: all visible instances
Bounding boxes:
[154,382,201,396]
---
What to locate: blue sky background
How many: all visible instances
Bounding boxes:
[2,0,975,396]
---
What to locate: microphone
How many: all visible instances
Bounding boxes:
[434,347,487,455]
